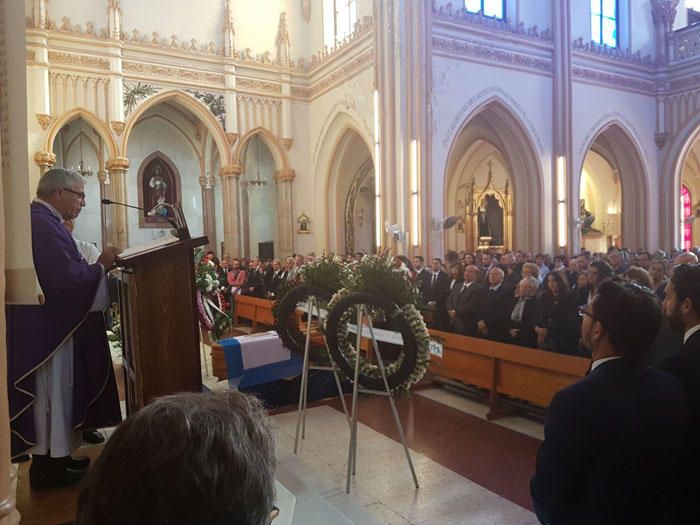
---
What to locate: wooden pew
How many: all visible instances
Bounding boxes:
[233,295,275,331]
[427,329,590,419]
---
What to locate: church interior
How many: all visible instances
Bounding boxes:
[4,0,700,524]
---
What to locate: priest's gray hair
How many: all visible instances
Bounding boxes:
[519,276,539,296]
[36,168,85,198]
[488,266,505,279]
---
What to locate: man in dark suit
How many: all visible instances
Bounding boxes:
[531,280,687,525]
[660,263,700,523]
[477,267,512,342]
[425,258,450,328]
[413,256,432,297]
[447,265,485,336]
[245,257,265,298]
[265,259,287,298]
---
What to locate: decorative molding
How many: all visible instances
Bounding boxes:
[442,85,545,153]
[35,113,54,131]
[33,150,56,167]
[48,51,109,70]
[110,120,125,136]
[236,78,282,94]
[291,86,311,99]
[432,36,552,74]
[655,132,669,149]
[295,16,373,72]
[123,62,224,85]
[283,138,293,151]
[274,167,295,182]
[307,47,374,99]
[669,74,700,92]
[26,48,36,61]
[674,24,700,61]
[572,37,654,67]
[571,66,655,95]
[432,3,552,42]
[276,12,292,67]
[226,132,239,146]
[220,163,242,177]
[106,156,130,171]
[577,111,649,163]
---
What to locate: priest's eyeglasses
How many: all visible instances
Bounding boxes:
[62,188,86,202]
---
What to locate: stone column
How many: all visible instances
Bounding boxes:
[552,0,573,253]
[220,163,242,257]
[274,167,295,257]
[199,173,217,253]
[1,0,25,520]
[33,150,56,175]
[106,157,130,249]
[651,0,679,66]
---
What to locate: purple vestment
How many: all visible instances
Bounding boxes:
[6,202,121,458]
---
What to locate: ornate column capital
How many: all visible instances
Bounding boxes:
[34,150,56,169]
[106,156,130,171]
[35,113,54,130]
[220,163,242,178]
[274,167,295,182]
[651,0,679,26]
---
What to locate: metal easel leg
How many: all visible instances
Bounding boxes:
[294,296,315,454]
[366,314,419,489]
[346,305,363,493]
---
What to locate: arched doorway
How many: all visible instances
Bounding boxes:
[444,100,542,252]
[577,123,649,251]
[579,150,621,252]
[240,135,278,259]
[326,128,375,255]
[51,115,108,248]
[679,139,700,250]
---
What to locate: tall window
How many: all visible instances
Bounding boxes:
[323,0,358,49]
[465,0,504,19]
[682,185,693,250]
[591,0,618,47]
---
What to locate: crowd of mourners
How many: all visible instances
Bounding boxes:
[204,246,695,361]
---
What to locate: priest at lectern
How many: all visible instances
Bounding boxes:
[6,168,122,490]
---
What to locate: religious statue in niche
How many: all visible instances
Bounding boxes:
[579,199,602,235]
[138,154,181,228]
[478,194,504,246]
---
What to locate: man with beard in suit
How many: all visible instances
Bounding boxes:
[660,263,700,523]
[447,265,485,336]
[531,280,687,525]
[477,266,512,342]
[413,256,432,297]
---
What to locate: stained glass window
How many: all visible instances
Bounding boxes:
[323,0,358,49]
[682,185,693,251]
[465,0,504,19]
[591,0,618,47]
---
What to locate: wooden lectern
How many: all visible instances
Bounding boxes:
[115,236,208,415]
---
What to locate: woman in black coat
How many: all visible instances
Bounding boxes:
[535,271,580,355]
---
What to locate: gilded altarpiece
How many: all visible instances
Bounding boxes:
[461,162,513,252]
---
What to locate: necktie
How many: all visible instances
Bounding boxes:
[432,273,437,287]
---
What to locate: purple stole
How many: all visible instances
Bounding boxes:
[6,202,121,458]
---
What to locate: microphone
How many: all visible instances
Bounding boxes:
[101,199,145,212]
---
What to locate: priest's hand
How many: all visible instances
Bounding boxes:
[97,246,122,270]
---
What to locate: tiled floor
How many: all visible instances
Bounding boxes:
[272,400,540,525]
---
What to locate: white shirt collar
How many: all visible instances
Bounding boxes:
[464,280,474,288]
[34,198,63,221]
[490,283,502,291]
[590,355,624,372]
[684,323,700,344]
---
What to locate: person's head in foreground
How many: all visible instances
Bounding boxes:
[76,391,276,525]
[581,278,662,363]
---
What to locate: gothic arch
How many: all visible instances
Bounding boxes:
[122,90,231,165]
[233,127,288,171]
[315,112,374,252]
[663,111,700,249]
[444,99,544,251]
[577,121,650,250]
[45,107,118,160]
